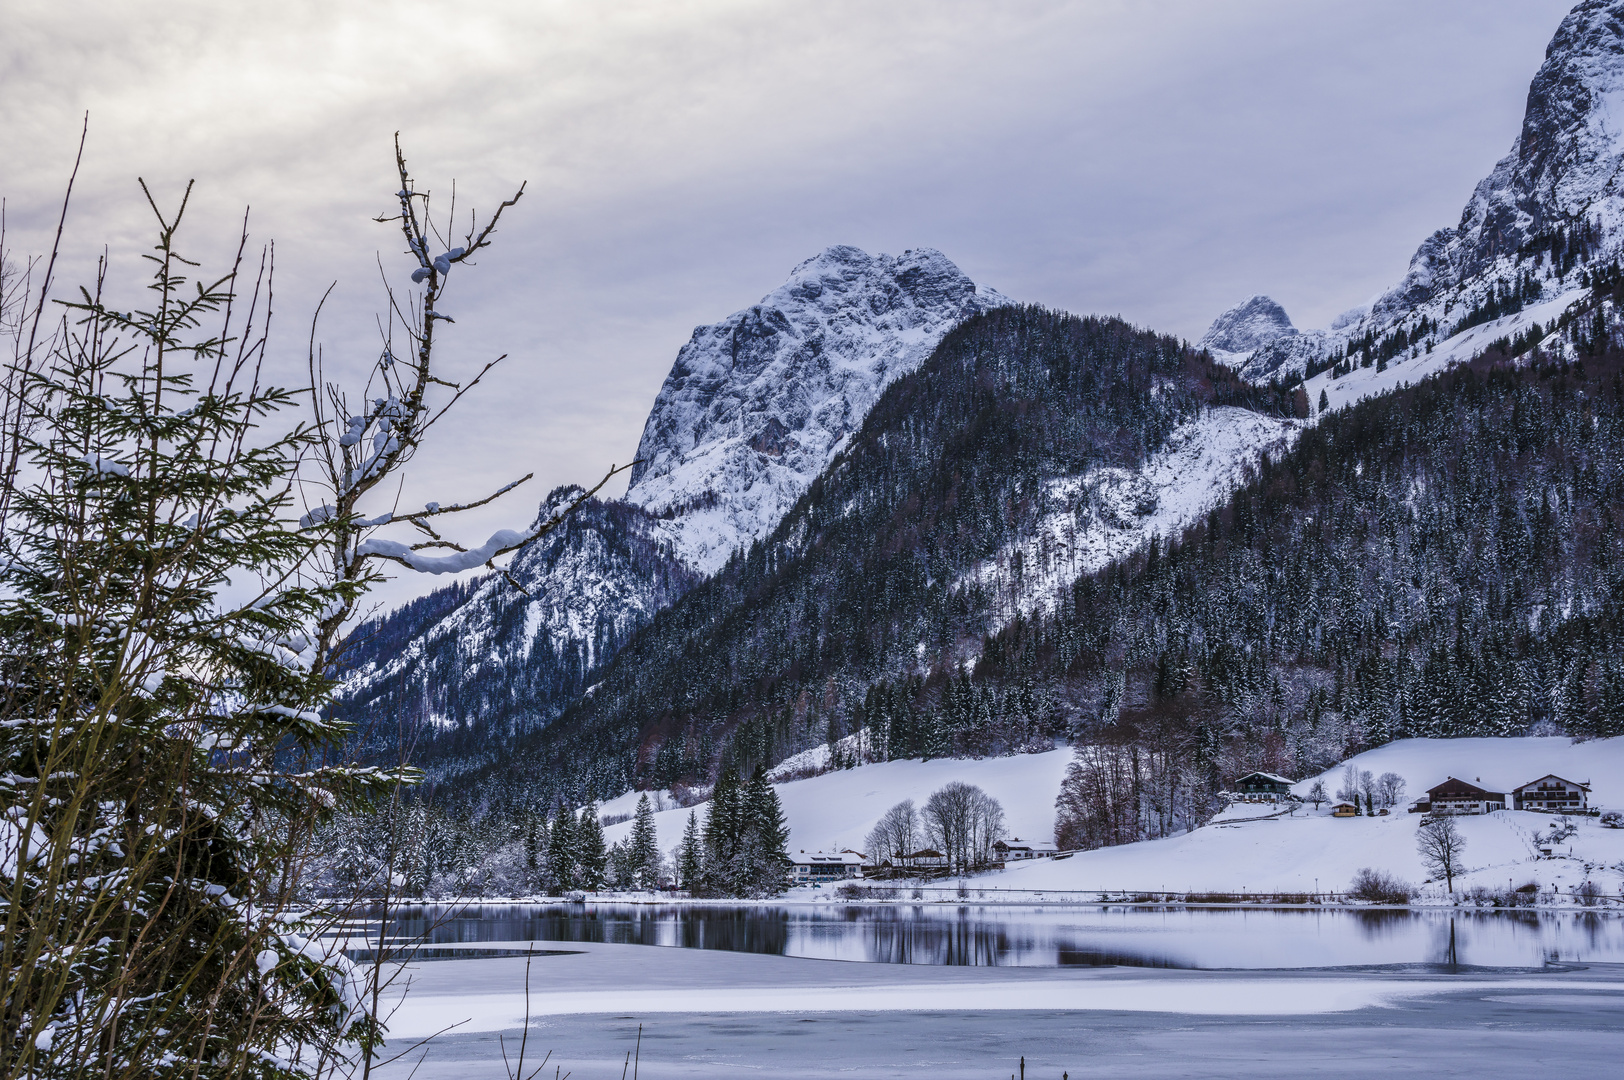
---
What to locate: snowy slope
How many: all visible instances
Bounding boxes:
[626,246,1010,573]
[1301,288,1588,415]
[340,488,697,730]
[960,406,1300,624]
[603,748,1075,858]
[1291,736,1624,808]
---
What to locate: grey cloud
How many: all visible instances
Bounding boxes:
[0,0,1578,607]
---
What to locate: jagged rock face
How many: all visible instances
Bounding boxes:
[1372,0,1624,322]
[1199,295,1297,360]
[626,245,1009,572]
[1237,330,1334,383]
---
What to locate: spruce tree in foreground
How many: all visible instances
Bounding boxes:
[0,184,397,1078]
[0,137,616,1076]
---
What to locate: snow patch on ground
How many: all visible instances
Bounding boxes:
[1303,288,1588,416]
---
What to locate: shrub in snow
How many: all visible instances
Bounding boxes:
[1348,867,1414,904]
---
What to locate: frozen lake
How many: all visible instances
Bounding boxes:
[355,902,1624,970]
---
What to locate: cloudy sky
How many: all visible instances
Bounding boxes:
[1,0,1577,603]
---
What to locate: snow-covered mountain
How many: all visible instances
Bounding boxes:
[627,245,1010,573]
[1218,0,1624,384]
[341,247,1010,733]
[1197,295,1298,367]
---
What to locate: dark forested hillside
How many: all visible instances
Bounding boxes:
[435,305,1291,808]
[964,346,1624,846]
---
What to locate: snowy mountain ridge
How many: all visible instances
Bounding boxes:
[1212,0,1624,386]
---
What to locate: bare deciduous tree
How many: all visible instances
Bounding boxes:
[1376,772,1406,809]
[921,782,1006,873]
[1416,813,1468,893]
[864,799,920,867]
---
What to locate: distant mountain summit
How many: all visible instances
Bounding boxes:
[1198,295,1297,362]
[627,245,1010,572]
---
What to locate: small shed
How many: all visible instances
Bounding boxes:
[1331,801,1359,818]
[1426,777,1506,816]
[1233,771,1296,802]
[1513,775,1591,812]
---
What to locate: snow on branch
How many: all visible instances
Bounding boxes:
[354,459,634,576]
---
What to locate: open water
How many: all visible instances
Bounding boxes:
[346,902,1624,970]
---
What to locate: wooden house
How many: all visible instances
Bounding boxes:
[895,848,948,871]
[789,850,865,885]
[1233,771,1296,803]
[1426,777,1506,815]
[1513,775,1591,812]
[993,838,1059,861]
[1330,801,1358,818]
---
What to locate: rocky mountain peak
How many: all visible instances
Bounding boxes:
[1198,295,1297,358]
[625,245,1009,572]
[1371,0,1624,323]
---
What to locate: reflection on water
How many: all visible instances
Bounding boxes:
[350,903,1624,970]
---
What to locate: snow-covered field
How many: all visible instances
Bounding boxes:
[991,736,1624,899]
[603,746,1074,856]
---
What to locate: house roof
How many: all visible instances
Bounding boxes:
[996,839,1058,851]
[899,848,945,859]
[1236,771,1296,786]
[1514,774,1591,792]
[1427,776,1505,799]
[790,851,864,866]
